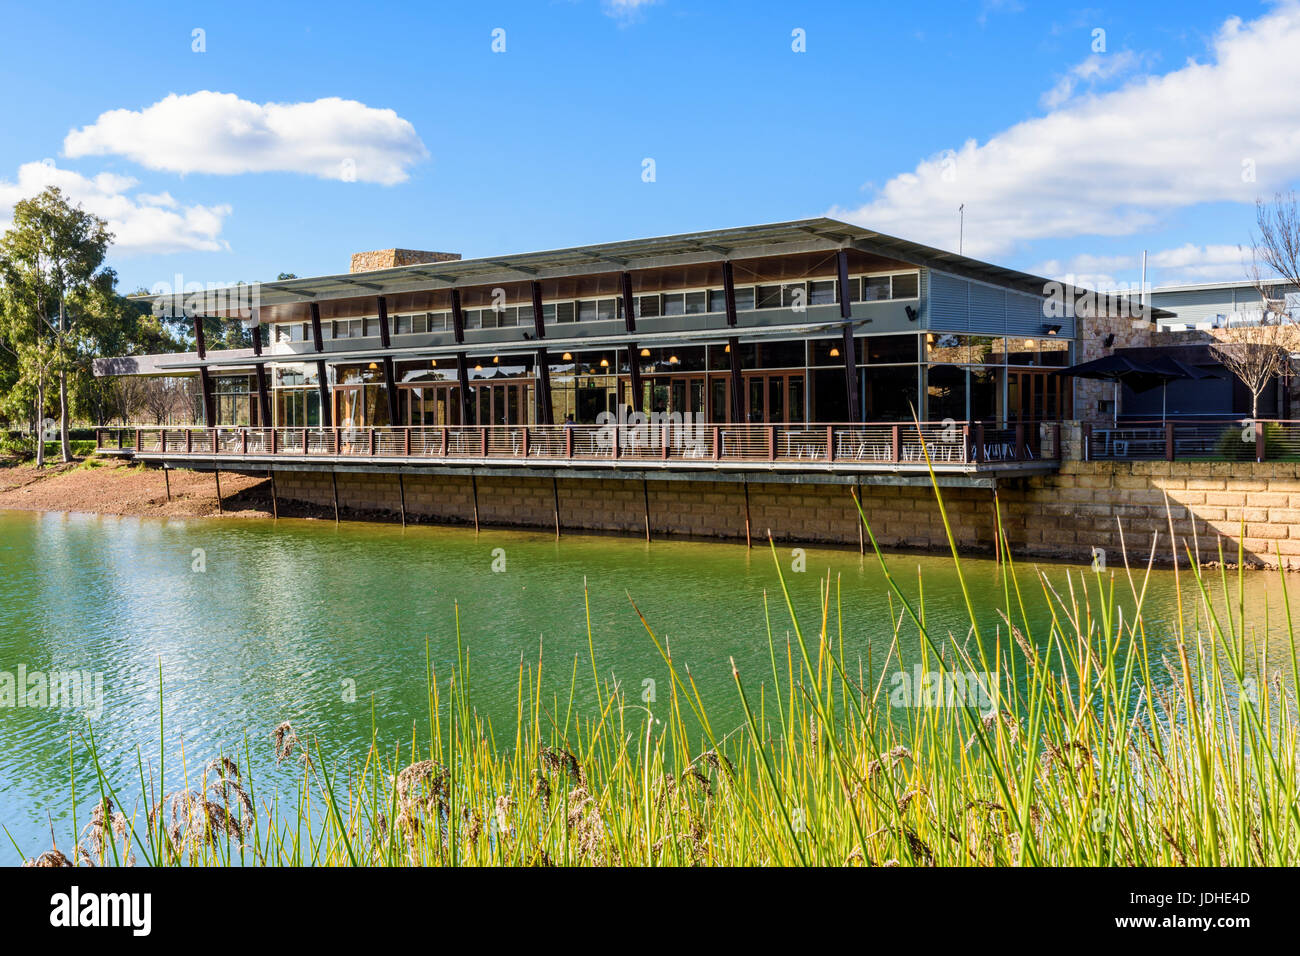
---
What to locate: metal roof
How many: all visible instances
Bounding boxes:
[132,217,1153,318]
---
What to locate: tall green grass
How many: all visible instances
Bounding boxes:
[16,485,1300,867]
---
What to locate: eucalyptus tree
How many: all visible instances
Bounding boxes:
[0,187,112,464]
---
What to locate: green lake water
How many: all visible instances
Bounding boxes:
[1,507,1296,861]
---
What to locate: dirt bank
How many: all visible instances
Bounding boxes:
[0,457,281,519]
[0,456,415,524]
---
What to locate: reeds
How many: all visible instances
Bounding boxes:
[14,477,1300,867]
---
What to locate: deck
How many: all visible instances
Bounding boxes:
[95,422,1062,488]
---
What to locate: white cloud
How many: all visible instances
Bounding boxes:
[0,160,231,255]
[64,92,428,185]
[603,0,658,21]
[830,4,1300,260]
[1041,49,1144,109]
[1035,243,1251,288]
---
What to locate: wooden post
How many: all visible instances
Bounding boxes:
[1257,420,1267,462]
[163,467,171,502]
[404,427,412,457]
[768,425,776,461]
[331,470,340,523]
[471,474,480,532]
[552,476,562,539]
[398,473,407,528]
[713,426,721,460]
[1164,422,1175,461]
[642,478,651,543]
[742,480,752,550]
[269,470,278,519]
[214,470,223,515]
[891,424,901,463]
[854,483,864,555]
[826,425,835,462]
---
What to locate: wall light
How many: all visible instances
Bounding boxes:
[640,348,650,358]
[599,357,609,368]
[829,346,840,358]
[562,352,572,361]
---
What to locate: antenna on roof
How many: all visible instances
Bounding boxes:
[958,204,965,256]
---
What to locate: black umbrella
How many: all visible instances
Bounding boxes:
[1054,354,1216,423]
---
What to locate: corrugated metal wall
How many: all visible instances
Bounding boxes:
[926,270,1071,337]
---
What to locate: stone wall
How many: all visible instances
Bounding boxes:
[1074,314,1155,424]
[272,462,1300,570]
[349,249,461,273]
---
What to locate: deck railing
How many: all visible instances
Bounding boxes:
[1082,419,1300,462]
[96,421,1058,468]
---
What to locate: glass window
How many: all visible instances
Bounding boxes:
[636,295,660,318]
[756,285,783,309]
[862,334,918,364]
[577,299,598,322]
[661,293,686,316]
[926,364,967,422]
[555,301,576,323]
[891,273,920,299]
[597,298,618,321]
[754,339,806,368]
[517,304,534,327]
[496,306,518,327]
[541,304,557,324]
[735,287,755,311]
[864,366,919,421]
[685,291,707,314]
[846,277,862,302]
[395,314,411,335]
[808,280,837,305]
[810,337,847,366]
[862,276,891,301]
[708,289,728,313]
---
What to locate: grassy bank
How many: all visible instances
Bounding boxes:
[15,483,1300,867]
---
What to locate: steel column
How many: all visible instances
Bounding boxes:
[531,281,546,340]
[728,336,744,423]
[316,360,332,427]
[722,261,739,327]
[310,302,324,352]
[456,351,474,424]
[535,347,554,426]
[837,249,860,424]
[198,366,216,427]
[451,288,465,344]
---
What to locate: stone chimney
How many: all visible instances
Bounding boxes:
[350,249,461,274]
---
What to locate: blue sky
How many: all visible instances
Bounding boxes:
[1,0,1297,295]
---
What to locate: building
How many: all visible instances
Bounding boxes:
[99,218,1147,440]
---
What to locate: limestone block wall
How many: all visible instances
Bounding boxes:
[271,462,1300,570]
